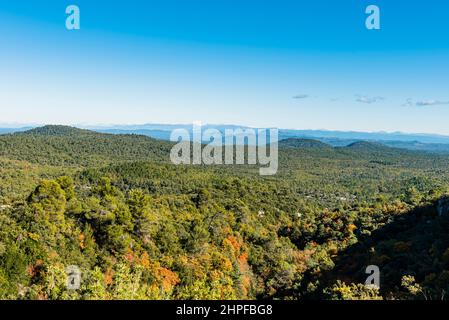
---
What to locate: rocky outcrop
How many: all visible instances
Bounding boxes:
[436,196,449,216]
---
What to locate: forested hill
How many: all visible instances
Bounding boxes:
[279,138,334,150]
[20,125,97,136]
[1,126,449,300]
[0,125,443,167]
[0,125,173,167]
[2,125,449,201]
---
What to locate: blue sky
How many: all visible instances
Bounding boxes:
[0,0,448,134]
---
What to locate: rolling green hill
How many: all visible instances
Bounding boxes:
[1,125,449,300]
[0,125,172,167]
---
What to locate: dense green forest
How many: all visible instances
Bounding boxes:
[1,125,449,300]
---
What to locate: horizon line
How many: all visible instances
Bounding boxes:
[2,122,449,138]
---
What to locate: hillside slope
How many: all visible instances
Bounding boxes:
[0,125,173,167]
[1,126,449,300]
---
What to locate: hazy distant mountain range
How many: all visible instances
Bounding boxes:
[2,124,449,154]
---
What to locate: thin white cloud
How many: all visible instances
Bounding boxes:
[402,98,414,107]
[403,99,449,107]
[416,100,449,106]
[355,95,385,104]
[292,94,309,99]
